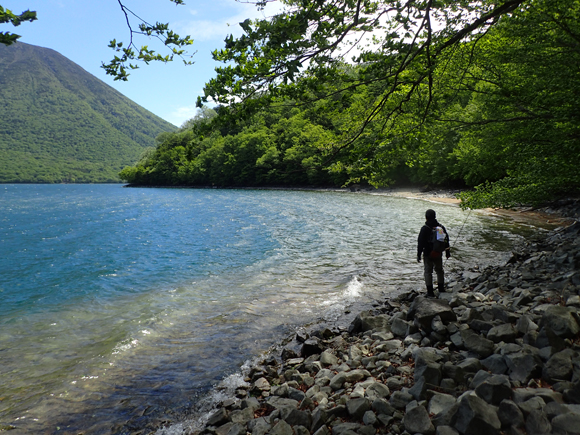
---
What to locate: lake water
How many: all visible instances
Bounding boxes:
[0,184,539,434]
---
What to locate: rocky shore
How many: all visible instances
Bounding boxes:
[180,210,580,435]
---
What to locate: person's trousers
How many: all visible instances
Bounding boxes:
[424,255,444,286]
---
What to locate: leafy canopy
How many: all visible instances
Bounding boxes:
[0,1,194,80]
[200,0,525,127]
[102,0,194,81]
[121,0,579,208]
[198,0,524,173]
[0,6,37,45]
[196,0,579,208]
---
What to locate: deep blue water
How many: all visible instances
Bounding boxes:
[0,184,537,434]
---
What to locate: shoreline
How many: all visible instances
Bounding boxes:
[124,183,577,230]
[154,203,580,435]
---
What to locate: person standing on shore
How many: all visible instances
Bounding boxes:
[417,209,450,297]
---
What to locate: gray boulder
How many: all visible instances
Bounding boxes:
[390,390,414,409]
[320,351,339,367]
[408,376,429,401]
[326,404,347,419]
[543,349,576,383]
[497,399,524,429]
[266,396,300,410]
[470,319,494,335]
[346,397,371,420]
[428,392,457,416]
[310,408,328,433]
[207,408,230,427]
[541,305,580,338]
[487,324,517,343]
[288,386,305,402]
[365,382,390,401]
[525,409,551,435]
[349,311,391,333]
[518,396,546,416]
[230,408,255,425]
[329,372,347,390]
[269,420,294,435]
[516,315,539,335]
[254,377,271,393]
[416,362,443,387]
[331,422,361,435]
[504,350,542,383]
[215,423,235,435]
[535,326,568,353]
[271,383,289,398]
[460,329,495,357]
[481,354,508,375]
[391,317,412,338]
[432,315,449,335]
[283,408,311,427]
[226,423,247,435]
[551,412,580,435]
[344,369,371,383]
[407,297,457,332]
[457,357,483,373]
[475,375,513,406]
[362,410,377,426]
[372,398,395,416]
[469,370,492,390]
[452,393,501,435]
[249,417,272,435]
[301,338,323,357]
[403,403,435,435]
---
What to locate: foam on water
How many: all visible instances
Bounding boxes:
[344,275,363,298]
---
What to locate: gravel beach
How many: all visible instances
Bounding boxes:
[164,198,580,435]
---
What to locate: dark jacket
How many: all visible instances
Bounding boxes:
[417,218,449,261]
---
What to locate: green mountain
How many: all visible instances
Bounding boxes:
[0,42,177,183]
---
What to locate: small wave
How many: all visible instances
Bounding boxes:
[319,276,365,322]
[156,372,249,435]
[112,339,139,354]
[344,275,363,299]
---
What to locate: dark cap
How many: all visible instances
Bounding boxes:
[425,209,436,220]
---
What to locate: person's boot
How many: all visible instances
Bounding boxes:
[426,285,435,298]
[438,282,445,293]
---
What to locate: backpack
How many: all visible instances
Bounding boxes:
[429,226,447,259]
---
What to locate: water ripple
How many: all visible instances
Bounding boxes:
[0,185,539,434]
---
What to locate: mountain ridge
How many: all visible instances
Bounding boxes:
[0,42,176,183]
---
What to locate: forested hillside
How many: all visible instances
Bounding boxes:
[120,0,579,208]
[0,42,176,183]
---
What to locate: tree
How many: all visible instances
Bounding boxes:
[0,6,36,45]
[101,0,194,81]
[197,0,579,207]
[443,0,580,207]
[0,1,194,81]
[199,0,526,151]
[180,106,218,130]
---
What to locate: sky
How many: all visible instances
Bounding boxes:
[4,0,282,127]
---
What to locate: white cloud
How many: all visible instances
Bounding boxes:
[178,0,284,42]
[167,105,200,127]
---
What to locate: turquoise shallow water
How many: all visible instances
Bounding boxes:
[0,185,536,434]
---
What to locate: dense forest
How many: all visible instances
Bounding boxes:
[0,43,176,183]
[119,0,579,209]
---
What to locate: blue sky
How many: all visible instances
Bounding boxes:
[4,0,280,127]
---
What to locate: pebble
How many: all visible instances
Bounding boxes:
[176,215,580,435]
